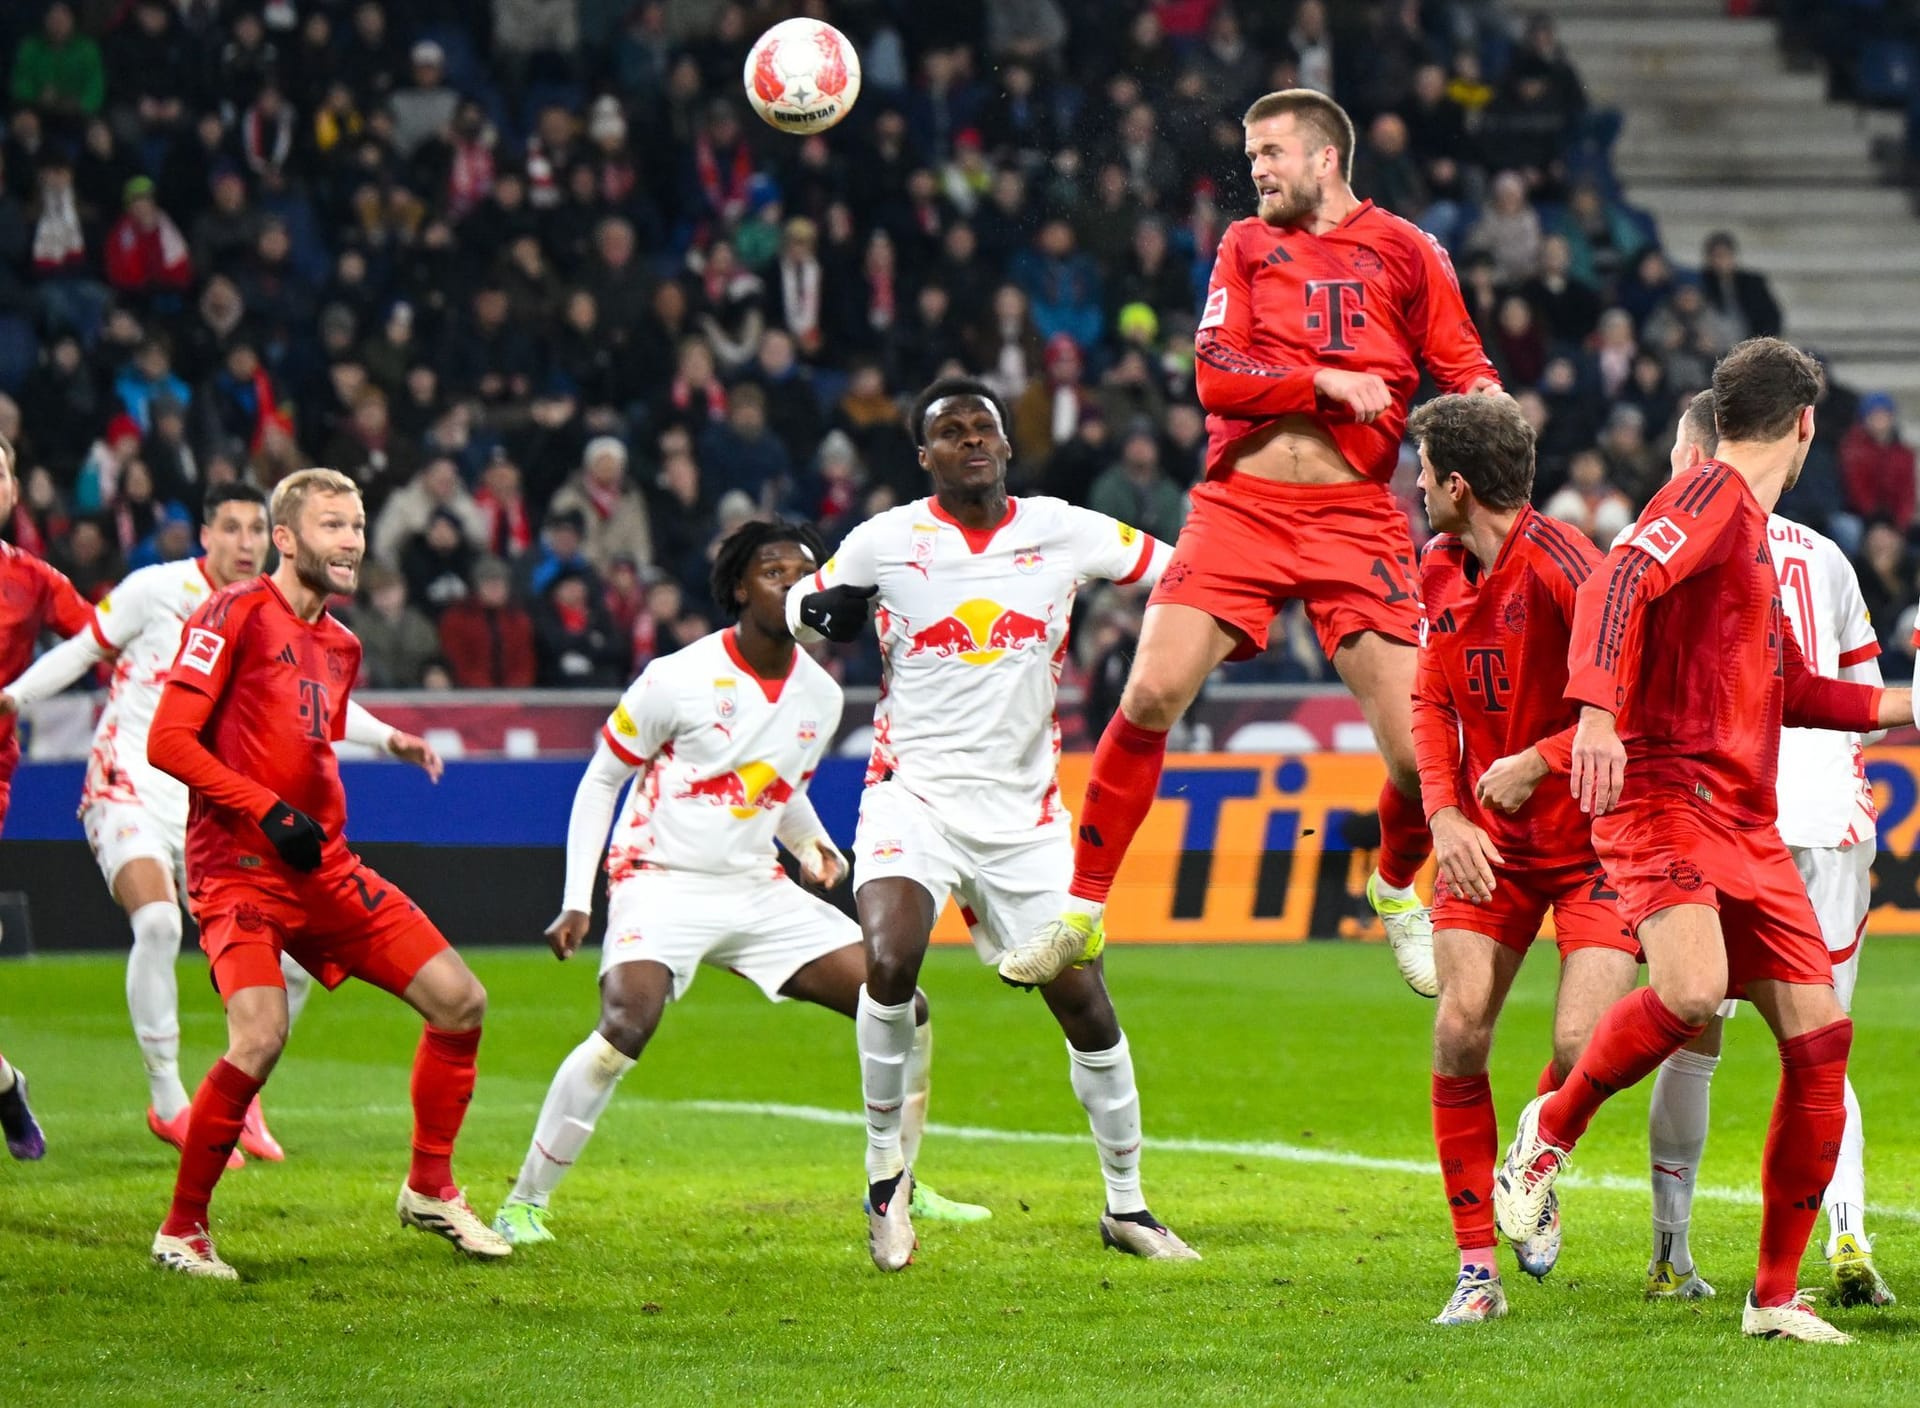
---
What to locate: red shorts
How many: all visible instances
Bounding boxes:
[1149,473,1422,661]
[1594,790,1831,997]
[191,853,450,999]
[1433,858,1638,959]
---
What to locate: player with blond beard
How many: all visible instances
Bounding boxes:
[0,484,438,1167]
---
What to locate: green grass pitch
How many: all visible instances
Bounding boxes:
[6,941,1920,1405]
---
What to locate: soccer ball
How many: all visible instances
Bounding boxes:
[743,19,861,135]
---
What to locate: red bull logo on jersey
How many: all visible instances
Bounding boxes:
[904,598,1054,666]
[870,839,903,862]
[676,760,794,819]
[797,719,818,745]
[1013,547,1044,575]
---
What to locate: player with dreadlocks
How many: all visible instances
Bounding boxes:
[494,519,987,1245]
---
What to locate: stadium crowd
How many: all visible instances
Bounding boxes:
[0,0,1914,694]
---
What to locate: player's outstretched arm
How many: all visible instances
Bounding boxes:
[0,628,112,716]
[148,680,327,868]
[342,700,443,781]
[1403,224,1502,397]
[551,739,635,959]
[1780,624,1894,734]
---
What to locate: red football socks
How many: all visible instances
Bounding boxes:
[1376,778,1431,890]
[1068,713,1169,905]
[161,1058,262,1236]
[1432,1072,1497,1254]
[1755,1018,1852,1306]
[1536,1058,1565,1097]
[1538,987,1702,1149]
[408,1025,482,1195]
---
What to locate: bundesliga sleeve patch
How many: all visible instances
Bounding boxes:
[1117,522,1139,546]
[1628,515,1688,564]
[1198,287,1228,331]
[610,702,640,738]
[179,627,225,675]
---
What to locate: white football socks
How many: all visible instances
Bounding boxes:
[1824,1077,1867,1251]
[126,901,188,1119]
[857,986,915,1184]
[510,1031,635,1207]
[1069,1033,1145,1216]
[1065,897,1106,925]
[901,1013,931,1169]
[0,1055,15,1093]
[1648,1047,1717,1270]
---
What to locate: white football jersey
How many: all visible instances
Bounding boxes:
[1766,516,1881,849]
[597,628,843,879]
[791,496,1170,838]
[82,558,222,821]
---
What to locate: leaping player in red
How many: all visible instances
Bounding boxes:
[0,431,92,1159]
[998,89,1501,994]
[144,468,508,1277]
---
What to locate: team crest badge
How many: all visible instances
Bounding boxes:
[1503,595,1527,634]
[910,526,938,579]
[1013,547,1044,575]
[1665,859,1705,893]
[713,677,738,719]
[1350,246,1384,276]
[797,719,818,744]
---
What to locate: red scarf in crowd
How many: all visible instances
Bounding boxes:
[670,376,727,420]
[693,136,753,225]
[474,486,531,556]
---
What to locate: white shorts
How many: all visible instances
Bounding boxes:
[852,779,1072,963]
[1719,840,1872,1018]
[81,798,184,893]
[598,869,857,1002]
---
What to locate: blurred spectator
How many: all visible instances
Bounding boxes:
[1518,234,1602,347]
[474,452,534,561]
[1351,114,1427,222]
[547,436,655,574]
[692,238,766,372]
[534,569,626,687]
[1090,427,1188,543]
[700,383,795,507]
[518,506,601,601]
[651,336,728,440]
[1015,334,1097,469]
[747,329,824,466]
[647,426,717,588]
[1551,182,1646,289]
[354,564,442,688]
[1543,448,1636,548]
[1598,404,1664,510]
[1699,232,1784,342]
[12,463,70,560]
[104,178,192,307]
[390,41,460,159]
[324,386,419,511]
[11,3,104,123]
[1465,172,1542,285]
[1290,0,1335,96]
[1013,219,1104,349]
[1855,520,1913,657]
[76,413,144,512]
[1840,394,1916,530]
[1492,295,1549,389]
[401,507,476,615]
[440,556,538,688]
[1586,309,1640,402]
[51,515,119,599]
[114,339,191,431]
[373,457,487,569]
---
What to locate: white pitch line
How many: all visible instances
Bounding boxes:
[59,1094,1920,1222]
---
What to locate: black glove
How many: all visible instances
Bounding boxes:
[260,800,326,872]
[798,583,878,642]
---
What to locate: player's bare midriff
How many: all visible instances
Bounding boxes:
[1226,415,1362,484]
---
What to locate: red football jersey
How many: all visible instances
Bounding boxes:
[0,542,92,758]
[1194,204,1499,484]
[1566,462,1882,827]
[162,576,361,884]
[1413,506,1602,867]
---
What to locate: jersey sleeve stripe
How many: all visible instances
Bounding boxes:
[601,724,646,767]
[1593,553,1654,671]
[1194,336,1308,381]
[1526,521,1592,589]
[88,614,114,650]
[1838,642,1881,667]
[1117,535,1155,585]
[1675,465,1731,517]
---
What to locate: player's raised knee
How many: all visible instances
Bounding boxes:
[1653,979,1724,1031]
[1119,670,1195,733]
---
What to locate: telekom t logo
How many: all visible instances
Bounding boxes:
[1304,280,1367,353]
[1464,647,1511,713]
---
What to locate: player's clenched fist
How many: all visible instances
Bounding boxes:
[794,836,847,890]
[1429,805,1503,904]
[546,909,591,960]
[1312,368,1393,424]
[1570,706,1626,817]
[259,800,325,871]
[797,583,877,642]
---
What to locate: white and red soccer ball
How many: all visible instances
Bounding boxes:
[744,19,862,135]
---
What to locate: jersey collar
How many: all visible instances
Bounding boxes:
[723,626,793,703]
[928,496,1017,555]
[1490,503,1535,577]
